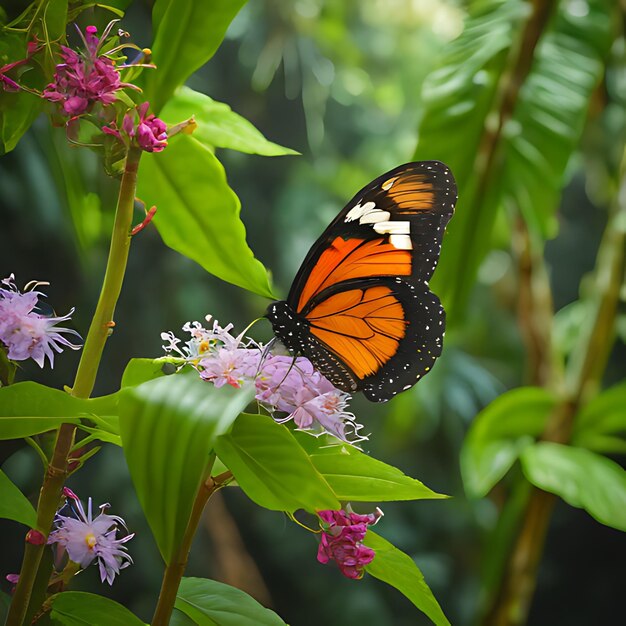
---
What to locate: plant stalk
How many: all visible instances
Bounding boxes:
[5,148,142,626]
[151,470,233,626]
[484,147,626,626]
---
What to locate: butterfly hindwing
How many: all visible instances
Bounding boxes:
[266,161,456,401]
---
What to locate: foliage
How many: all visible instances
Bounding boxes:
[1,0,624,625]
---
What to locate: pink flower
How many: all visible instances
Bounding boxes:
[0,275,82,368]
[48,489,133,585]
[104,102,168,152]
[317,507,383,579]
[42,25,134,117]
[162,317,366,444]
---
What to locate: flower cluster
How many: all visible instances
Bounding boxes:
[48,488,134,585]
[0,275,81,368]
[161,317,366,443]
[104,101,168,152]
[317,507,383,579]
[43,24,133,117]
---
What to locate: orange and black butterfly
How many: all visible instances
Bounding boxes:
[266,161,457,402]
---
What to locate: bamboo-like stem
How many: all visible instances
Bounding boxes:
[484,147,626,626]
[5,148,142,626]
[151,470,233,626]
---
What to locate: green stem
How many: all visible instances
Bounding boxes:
[5,148,142,626]
[151,468,232,626]
[484,146,626,626]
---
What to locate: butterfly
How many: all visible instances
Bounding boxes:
[266,161,457,402]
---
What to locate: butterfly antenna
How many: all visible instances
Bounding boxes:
[254,337,277,380]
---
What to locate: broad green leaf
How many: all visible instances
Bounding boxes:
[572,382,626,453]
[215,413,339,513]
[0,470,37,527]
[145,0,248,113]
[364,531,450,626]
[49,591,145,626]
[0,591,10,623]
[42,0,68,41]
[119,375,253,563]
[0,382,118,440]
[0,31,45,154]
[295,434,447,502]
[161,87,298,156]
[521,442,626,532]
[170,609,197,626]
[461,387,558,498]
[137,134,274,298]
[175,577,286,626]
[415,0,612,318]
[120,357,172,388]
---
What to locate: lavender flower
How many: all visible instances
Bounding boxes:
[162,317,366,444]
[43,24,136,117]
[0,275,81,368]
[48,488,134,585]
[317,507,383,579]
[104,101,168,152]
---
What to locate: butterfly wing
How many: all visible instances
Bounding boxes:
[266,161,456,401]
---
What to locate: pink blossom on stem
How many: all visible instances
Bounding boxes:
[0,275,82,368]
[42,25,135,117]
[48,490,134,585]
[162,317,367,444]
[104,101,168,152]
[317,507,383,579]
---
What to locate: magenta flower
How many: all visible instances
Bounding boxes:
[0,275,82,368]
[104,101,168,152]
[317,507,383,579]
[43,25,134,117]
[48,489,134,585]
[162,317,366,443]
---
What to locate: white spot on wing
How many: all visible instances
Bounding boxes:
[389,234,412,249]
[360,209,391,224]
[373,220,411,235]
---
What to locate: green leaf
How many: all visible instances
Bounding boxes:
[364,531,450,626]
[120,357,172,388]
[0,382,118,440]
[415,0,612,318]
[175,577,286,626]
[295,434,447,502]
[145,0,248,113]
[521,442,626,532]
[49,591,145,626]
[119,375,253,563]
[215,413,339,513]
[42,0,68,41]
[0,470,37,527]
[572,382,626,454]
[161,87,299,156]
[136,134,274,298]
[461,387,558,498]
[0,31,44,155]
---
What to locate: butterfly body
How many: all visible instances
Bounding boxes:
[266,161,457,402]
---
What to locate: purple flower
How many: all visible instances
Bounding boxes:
[317,507,383,579]
[162,317,366,444]
[48,489,134,585]
[0,275,82,368]
[42,25,134,117]
[104,102,168,152]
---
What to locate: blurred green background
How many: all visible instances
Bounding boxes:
[1,1,625,624]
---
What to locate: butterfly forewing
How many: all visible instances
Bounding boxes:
[266,160,457,401]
